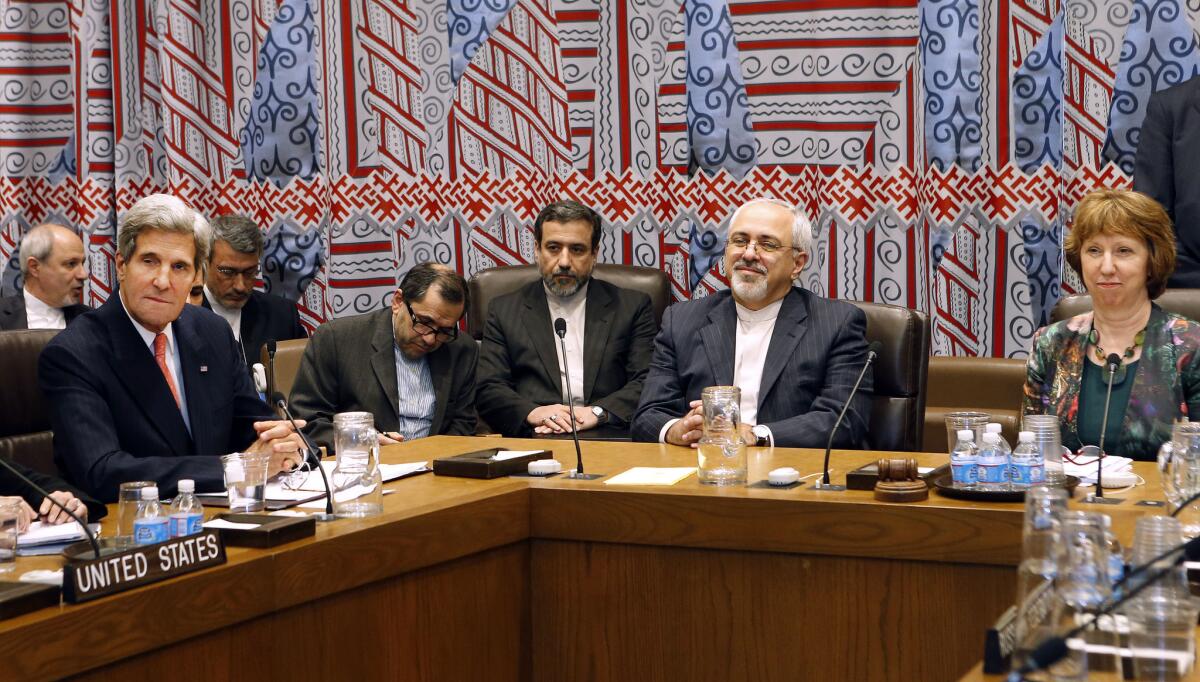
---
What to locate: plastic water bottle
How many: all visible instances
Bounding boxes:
[950,429,979,488]
[133,486,169,546]
[168,479,205,538]
[985,422,1012,461]
[977,432,1009,490]
[1010,431,1045,488]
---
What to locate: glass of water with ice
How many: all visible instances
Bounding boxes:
[220,452,270,512]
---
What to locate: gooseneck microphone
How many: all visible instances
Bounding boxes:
[1010,534,1200,679]
[1093,353,1122,500]
[272,392,335,519]
[813,341,881,491]
[554,317,587,478]
[0,457,100,559]
[265,339,278,406]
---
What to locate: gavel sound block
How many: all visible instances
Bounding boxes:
[873,458,929,502]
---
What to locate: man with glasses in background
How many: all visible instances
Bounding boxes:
[477,200,657,437]
[631,198,873,449]
[201,215,307,366]
[289,263,479,448]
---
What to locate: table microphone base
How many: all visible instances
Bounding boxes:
[1082,492,1123,505]
[566,471,604,481]
[811,479,846,491]
[311,512,338,522]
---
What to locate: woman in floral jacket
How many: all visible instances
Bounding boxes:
[1023,189,1200,461]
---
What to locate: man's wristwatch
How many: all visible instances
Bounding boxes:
[591,405,608,425]
[751,424,771,447]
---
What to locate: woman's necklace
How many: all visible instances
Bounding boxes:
[1086,327,1145,383]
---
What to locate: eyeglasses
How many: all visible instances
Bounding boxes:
[724,234,803,254]
[215,265,261,281]
[405,301,458,341]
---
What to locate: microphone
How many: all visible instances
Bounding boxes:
[1011,535,1200,678]
[1088,353,1122,502]
[0,457,101,559]
[271,392,335,519]
[813,341,881,491]
[554,318,600,480]
[265,339,278,408]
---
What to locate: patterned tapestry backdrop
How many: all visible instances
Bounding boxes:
[2,0,1198,357]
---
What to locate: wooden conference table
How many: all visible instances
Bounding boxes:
[0,437,1168,682]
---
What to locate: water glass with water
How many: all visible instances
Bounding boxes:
[1012,486,1068,664]
[221,452,270,512]
[116,480,155,548]
[332,411,383,517]
[696,386,747,485]
[1163,421,1200,536]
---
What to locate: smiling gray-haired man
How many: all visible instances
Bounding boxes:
[631,198,872,449]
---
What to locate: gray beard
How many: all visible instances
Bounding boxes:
[730,271,768,303]
[544,273,587,297]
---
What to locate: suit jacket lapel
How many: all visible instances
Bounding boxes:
[238,293,261,361]
[370,311,401,423]
[99,299,193,456]
[581,282,613,402]
[427,342,452,434]
[176,313,213,455]
[699,295,737,387]
[758,289,809,407]
[522,283,561,392]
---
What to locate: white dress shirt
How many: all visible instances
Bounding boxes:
[204,285,243,341]
[23,287,66,329]
[659,297,784,444]
[120,294,191,433]
[545,281,588,406]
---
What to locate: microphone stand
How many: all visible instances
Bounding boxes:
[1084,353,1123,505]
[812,344,879,491]
[555,319,602,480]
[0,457,101,559]
[273,393,336,521]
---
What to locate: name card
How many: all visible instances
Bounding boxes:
[62,530,227,603]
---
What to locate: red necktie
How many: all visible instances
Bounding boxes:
[154,333,181,408]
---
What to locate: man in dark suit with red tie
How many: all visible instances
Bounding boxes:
[38,194,307,502]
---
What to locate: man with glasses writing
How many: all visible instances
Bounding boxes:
[289,263,479,447]
[201,215,307,366]
[632,198,872,449]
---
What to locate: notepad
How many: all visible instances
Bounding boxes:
[203,519,261,530]
[603,467,695,486]
[17,521,97,547]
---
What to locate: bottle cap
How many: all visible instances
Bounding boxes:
[178,479,195,493]
[985,422,1002,433]
[1018,431,1034,442]
[141,486,159,500]
[982,432,999,445]
[957,429,974,440]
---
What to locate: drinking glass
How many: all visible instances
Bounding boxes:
[221,452,270,513]
[696,386,746,485]
[332,412,383,517]
[1125,516,1197,681]
[116,481,155,548]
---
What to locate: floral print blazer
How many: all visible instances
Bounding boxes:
[1022,303,1200,460]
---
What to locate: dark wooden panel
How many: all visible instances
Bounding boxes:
[69,543,531,682]
[531,540,1014,682]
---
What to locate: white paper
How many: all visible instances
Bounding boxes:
[282,461,429,492]
[491,450,541,462]
[203,519,261,530]
[603,467,695,486]
[17,521,99,547]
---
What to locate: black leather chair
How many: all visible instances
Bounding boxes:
[466,263,672,339]
[848,301,931,452]
[0,329,60,476]
[1050,289,1200,323]
[263,338,310,404]
[923,355,1026,453]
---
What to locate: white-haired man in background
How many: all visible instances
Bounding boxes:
[0,223,89,330]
